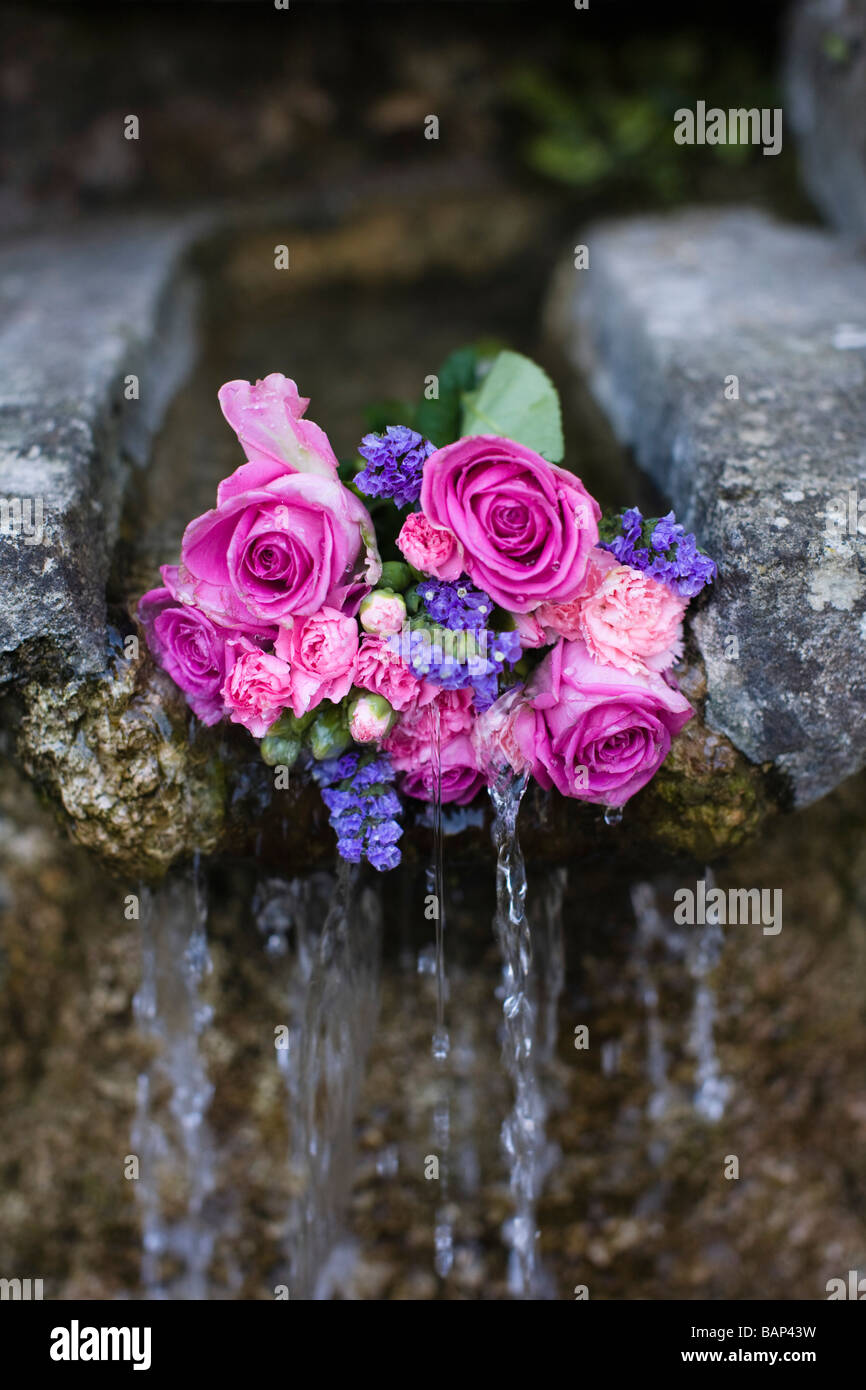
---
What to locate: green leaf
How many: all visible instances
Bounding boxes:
[459,350,564,463]
[415,346,480,448]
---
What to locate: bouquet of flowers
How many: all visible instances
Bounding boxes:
[137,348,715,871]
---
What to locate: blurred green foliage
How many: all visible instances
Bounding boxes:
[507,34,790,203]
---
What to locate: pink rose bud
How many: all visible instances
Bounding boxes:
[359,588,407,637]
[396,511,461,579]
[348,692,395,743]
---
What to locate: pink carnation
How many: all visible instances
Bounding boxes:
[382,688,474,770]
[355,634,432,712]
[396,511,462,579]
[578,563,686,675]
[348,693,394,743]
[471,685,534,778]
[274,606,358,717]
[536,547,616,642]
[359,589,407,637]
[221,638,294,737]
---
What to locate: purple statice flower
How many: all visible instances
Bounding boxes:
[600,508,716,598]
[417,577,495,629]
[313,749,403,871]
[404,624,522,706]
[355,425,435,509]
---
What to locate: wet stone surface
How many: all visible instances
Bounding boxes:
[555,208,866,807]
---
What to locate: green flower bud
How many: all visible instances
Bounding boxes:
[379,561,413,592]
[267,708,315,740]
[260,734,302,768]
[309,705,351,760]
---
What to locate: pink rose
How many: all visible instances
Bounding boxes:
[420,435,600,612]
[396,511,461,578]
[138,584,235,726]
[217,374,339,498]
[511,610,549,649]
[176,472,380,630]
[382,688,474,770]
[399,732,485,805]
[355,634,432,712]
[274,606,358,717]
[536,547,617,642]
[359,588,407,637]
[577,563,686,675]
[221,638,294,737]
[515,638,693,806]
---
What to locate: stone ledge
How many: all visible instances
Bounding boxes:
[0,215,203,683]
[551,207,866,806]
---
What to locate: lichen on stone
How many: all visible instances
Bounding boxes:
[17,646,225,879]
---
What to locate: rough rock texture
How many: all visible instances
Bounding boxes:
[786,0,866,236]
[553,208,866,806]
[17,648,225,879]
[0,215,201,683]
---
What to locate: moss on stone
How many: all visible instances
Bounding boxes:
[17,647,225,880]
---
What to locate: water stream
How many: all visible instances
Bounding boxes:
[131,862,216,1299]
[489,770,556,1299]
[253,864,382,1299]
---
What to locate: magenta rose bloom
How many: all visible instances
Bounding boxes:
[515,638,693,806]
[419,435,600,613]
[137,568,266,725]
[399,732,485,806]
[176,472,381,630]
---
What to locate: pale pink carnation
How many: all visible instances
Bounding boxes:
[471,685,534,778]
[579,565,686,674]
[221,638,293,737]
[536,547,617,642]
[396,511,462,579]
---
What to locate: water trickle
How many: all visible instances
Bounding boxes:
[537,867,567,1067]
[489,769,555,1299]
[603,805,624,827]
[131,860,216,1299]
[630,881,674,1126]
[428,698,454,1277]
[687,867,732,1123]
[253,865,382,1300]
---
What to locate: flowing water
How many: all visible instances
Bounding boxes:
[489,770,556,1299]
[131,862,217,1299]
[253,865,382,1299]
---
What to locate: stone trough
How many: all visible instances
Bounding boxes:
[1,191,863,876]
